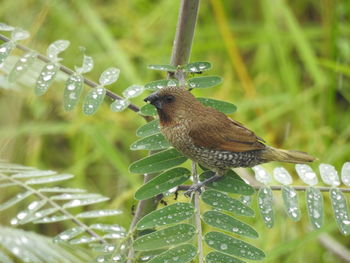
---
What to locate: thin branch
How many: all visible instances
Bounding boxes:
[177,184,350,193]
[319,233,350,263]
[170,0,200,66]
[0,33,149,118]
[191,161,204,263]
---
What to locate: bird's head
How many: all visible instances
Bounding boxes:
[144,86,199,125]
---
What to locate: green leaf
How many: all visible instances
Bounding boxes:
[140,104,157,116]
[200,171,254,195]
[76,209,121,218]
[53,226,85,243]
[129,148,187,174]
[63,197,109,208]
[201,190,254,216]
[34,215,70,224]
[282,185,301,221]
[306,187,324,229]
[135,167,190,200]
[25,174,74,185]
[330,188,350,235]
[0,191,33,211]
[63,73,84,111]
[35,63,59,96]
[203,211,258,238]
[148,64,177,72]
[110,99,130,112]
[136,119,160,137]
[197,98,237,114]
[145,79,179,91]
[183,62,211,73]
[187,76,222,89]
[82,87,106,115]
[204,232,265,260]
[130,133,170,151]
[148,244,197,263]
[133,224,195,251]
[0,41,15,65]
[137,203,194,229]
[8,51,37,83]
[257,186,274,228]
[206,252,245,263]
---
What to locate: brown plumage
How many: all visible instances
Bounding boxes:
[144,87,315,176]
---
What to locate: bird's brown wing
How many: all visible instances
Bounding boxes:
[189,115,266,152]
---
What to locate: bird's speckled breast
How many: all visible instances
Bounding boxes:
[161,120,264,171]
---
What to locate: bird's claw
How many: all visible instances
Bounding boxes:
[184,183,204,197]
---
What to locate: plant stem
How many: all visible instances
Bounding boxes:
[191,161,204,263]
[170,0,200,66]
[177,184,350,193]
[127,1,200,261]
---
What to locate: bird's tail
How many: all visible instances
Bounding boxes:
[261,146,316,164]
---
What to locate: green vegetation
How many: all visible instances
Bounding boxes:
[0,0,349,262]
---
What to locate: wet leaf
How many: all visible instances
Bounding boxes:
[25,174,74,185]
[82,87,106,115]
[203,211,258,238]
[200,170,254,195]
[135,167,190,200]
[145,79,179,91]
[0,191,33,211]
[133,224,195,251]
[187,76,222,89]
[136,119,160,137]
[330,188,350,235]
[47,40,70,60]
[148,64,177,72]
[306,187,324,229]
[99,67,120,85]
[75,54,94,74]
[110,99,130,112]
[63,73,84,111]
[0,42,15,66]
[130,133,170,151]
[197,97,237,114]
[206,252,245,263]
[201,190,254,216]
[148,244,197,263]
[76,209,121,218]
[137,203,194,229]
[183,62,211,73]
[205,232,265,260]
[282,186,300,221]
[8,51,37,82]
[123,84,144,98]
[140,103,157,116]
[129,148,187,174]
[35,63,59,96]
[257,186,274,228]
[53,227,85,243]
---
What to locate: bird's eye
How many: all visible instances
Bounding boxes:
[164,95,175,103]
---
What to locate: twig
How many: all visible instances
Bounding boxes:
[0,33,149,118]
[177,184,350,193]
[319,233,350,262]
[191,161,204,263]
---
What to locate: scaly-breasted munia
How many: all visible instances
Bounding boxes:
[144,87,315,191]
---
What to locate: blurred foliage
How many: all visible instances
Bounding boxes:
[0,0,349,262]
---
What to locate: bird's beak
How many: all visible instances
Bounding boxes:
[144,92,163,109]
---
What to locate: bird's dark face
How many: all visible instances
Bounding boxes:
[144,87,199,125]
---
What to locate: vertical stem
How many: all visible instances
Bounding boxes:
[170,0,200,66]
[192,161,204,263]
[127,1,200,262]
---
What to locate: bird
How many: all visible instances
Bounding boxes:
[144,86,315,194]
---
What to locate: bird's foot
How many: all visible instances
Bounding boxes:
[184,173,223,198]
[184,182,205,197]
